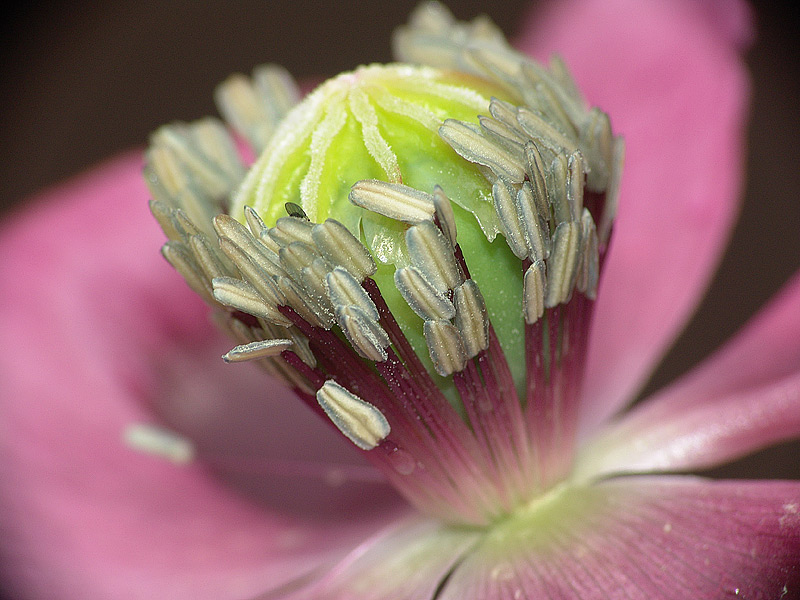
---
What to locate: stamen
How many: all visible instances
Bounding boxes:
[567,151,586,219]
[161,242,213,302]
[251,64,301,125]
[478,114,527,151]
[278,241,321,279]
[599,137,625,246]
[576,209,600,299]
[439,119,526,183]
[492,179,528,259]
[467,45,524,89]
[544,221,582,308]
[515,180,548,261]
[212,276,284,324]
[579,107,613,191]
[149,119,242,199]
[432,186,457,247]
[349,179,435,223]
[516,106,579,157]
[326,267,381,321]
[524,142,551,220]
[394,266,456,321]
[523,260,547,324]
[243,205,268,239]
[217,238,287,310]
[270,216,316,247]
[214,214,287,278]
[277,275,335,329]
[406,220,462,292]
[124,424,195,464]
[214,64,299,153]
[189,235,232,281]
[299,258,334,309]
[547,154,574,224]
[148,199,182,241]
[452,279,489,358]
[424,320,468,376]
[222,338,293,363]
[311,219,377,282]
[316,380,391,451]
[336,305,390,362]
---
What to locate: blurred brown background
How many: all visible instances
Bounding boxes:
[0,0,798,560]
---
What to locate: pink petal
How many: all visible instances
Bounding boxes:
[575,269,800,479]
[516,0,752,435]
[0,153,405,599]
[276,518,480,600]
[439,477,800,599]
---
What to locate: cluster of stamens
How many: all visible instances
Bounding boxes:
[145,2,623,526]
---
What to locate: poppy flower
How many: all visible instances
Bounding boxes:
[1,1,798,599]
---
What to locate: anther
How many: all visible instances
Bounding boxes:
[453,280,489,358]
[212,276,286,324]
[576,209,600,299]
[349,179,435,224]
[214,214,286,278]
[336,305,390,362]
[189,234,232,281]
[316,380,390,451]
[148,199,182,241]
[579,107,613,191]
[161,242,213,302]
[311,219,377,281]
[326,267,381,322]
[478,115,526,154]
[300,258,335,313]
[394,266,457,321]
[432,186,458,247]
[217,238,286,307]
[544,221,582,308]
[270,216,316,247]
[567,151,586,220]
[515,106,578,157]
[278,241,320,279]
[424,320,468,376]
[222,338,293,363]
[523,260,546,324]
[244,205,268,239]
[406,220,462,292]
[515,181,548,261]
[277,276,335,329]
[439,119,526,183]
[492,179,527,259]
[548,154,573,224]
[124,424,195,464]
[524,142,550,220]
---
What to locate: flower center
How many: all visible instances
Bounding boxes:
[144,6,623,526]
[232,63,529,405]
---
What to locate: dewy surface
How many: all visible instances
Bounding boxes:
[145,1,622,526]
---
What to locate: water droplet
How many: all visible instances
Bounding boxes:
[389,448,416,475]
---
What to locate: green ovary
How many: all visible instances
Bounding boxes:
[231,63,525,401]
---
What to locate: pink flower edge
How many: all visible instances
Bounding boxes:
[516,0,752,437]
[577,270,800,479]
[0,153,407,600]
